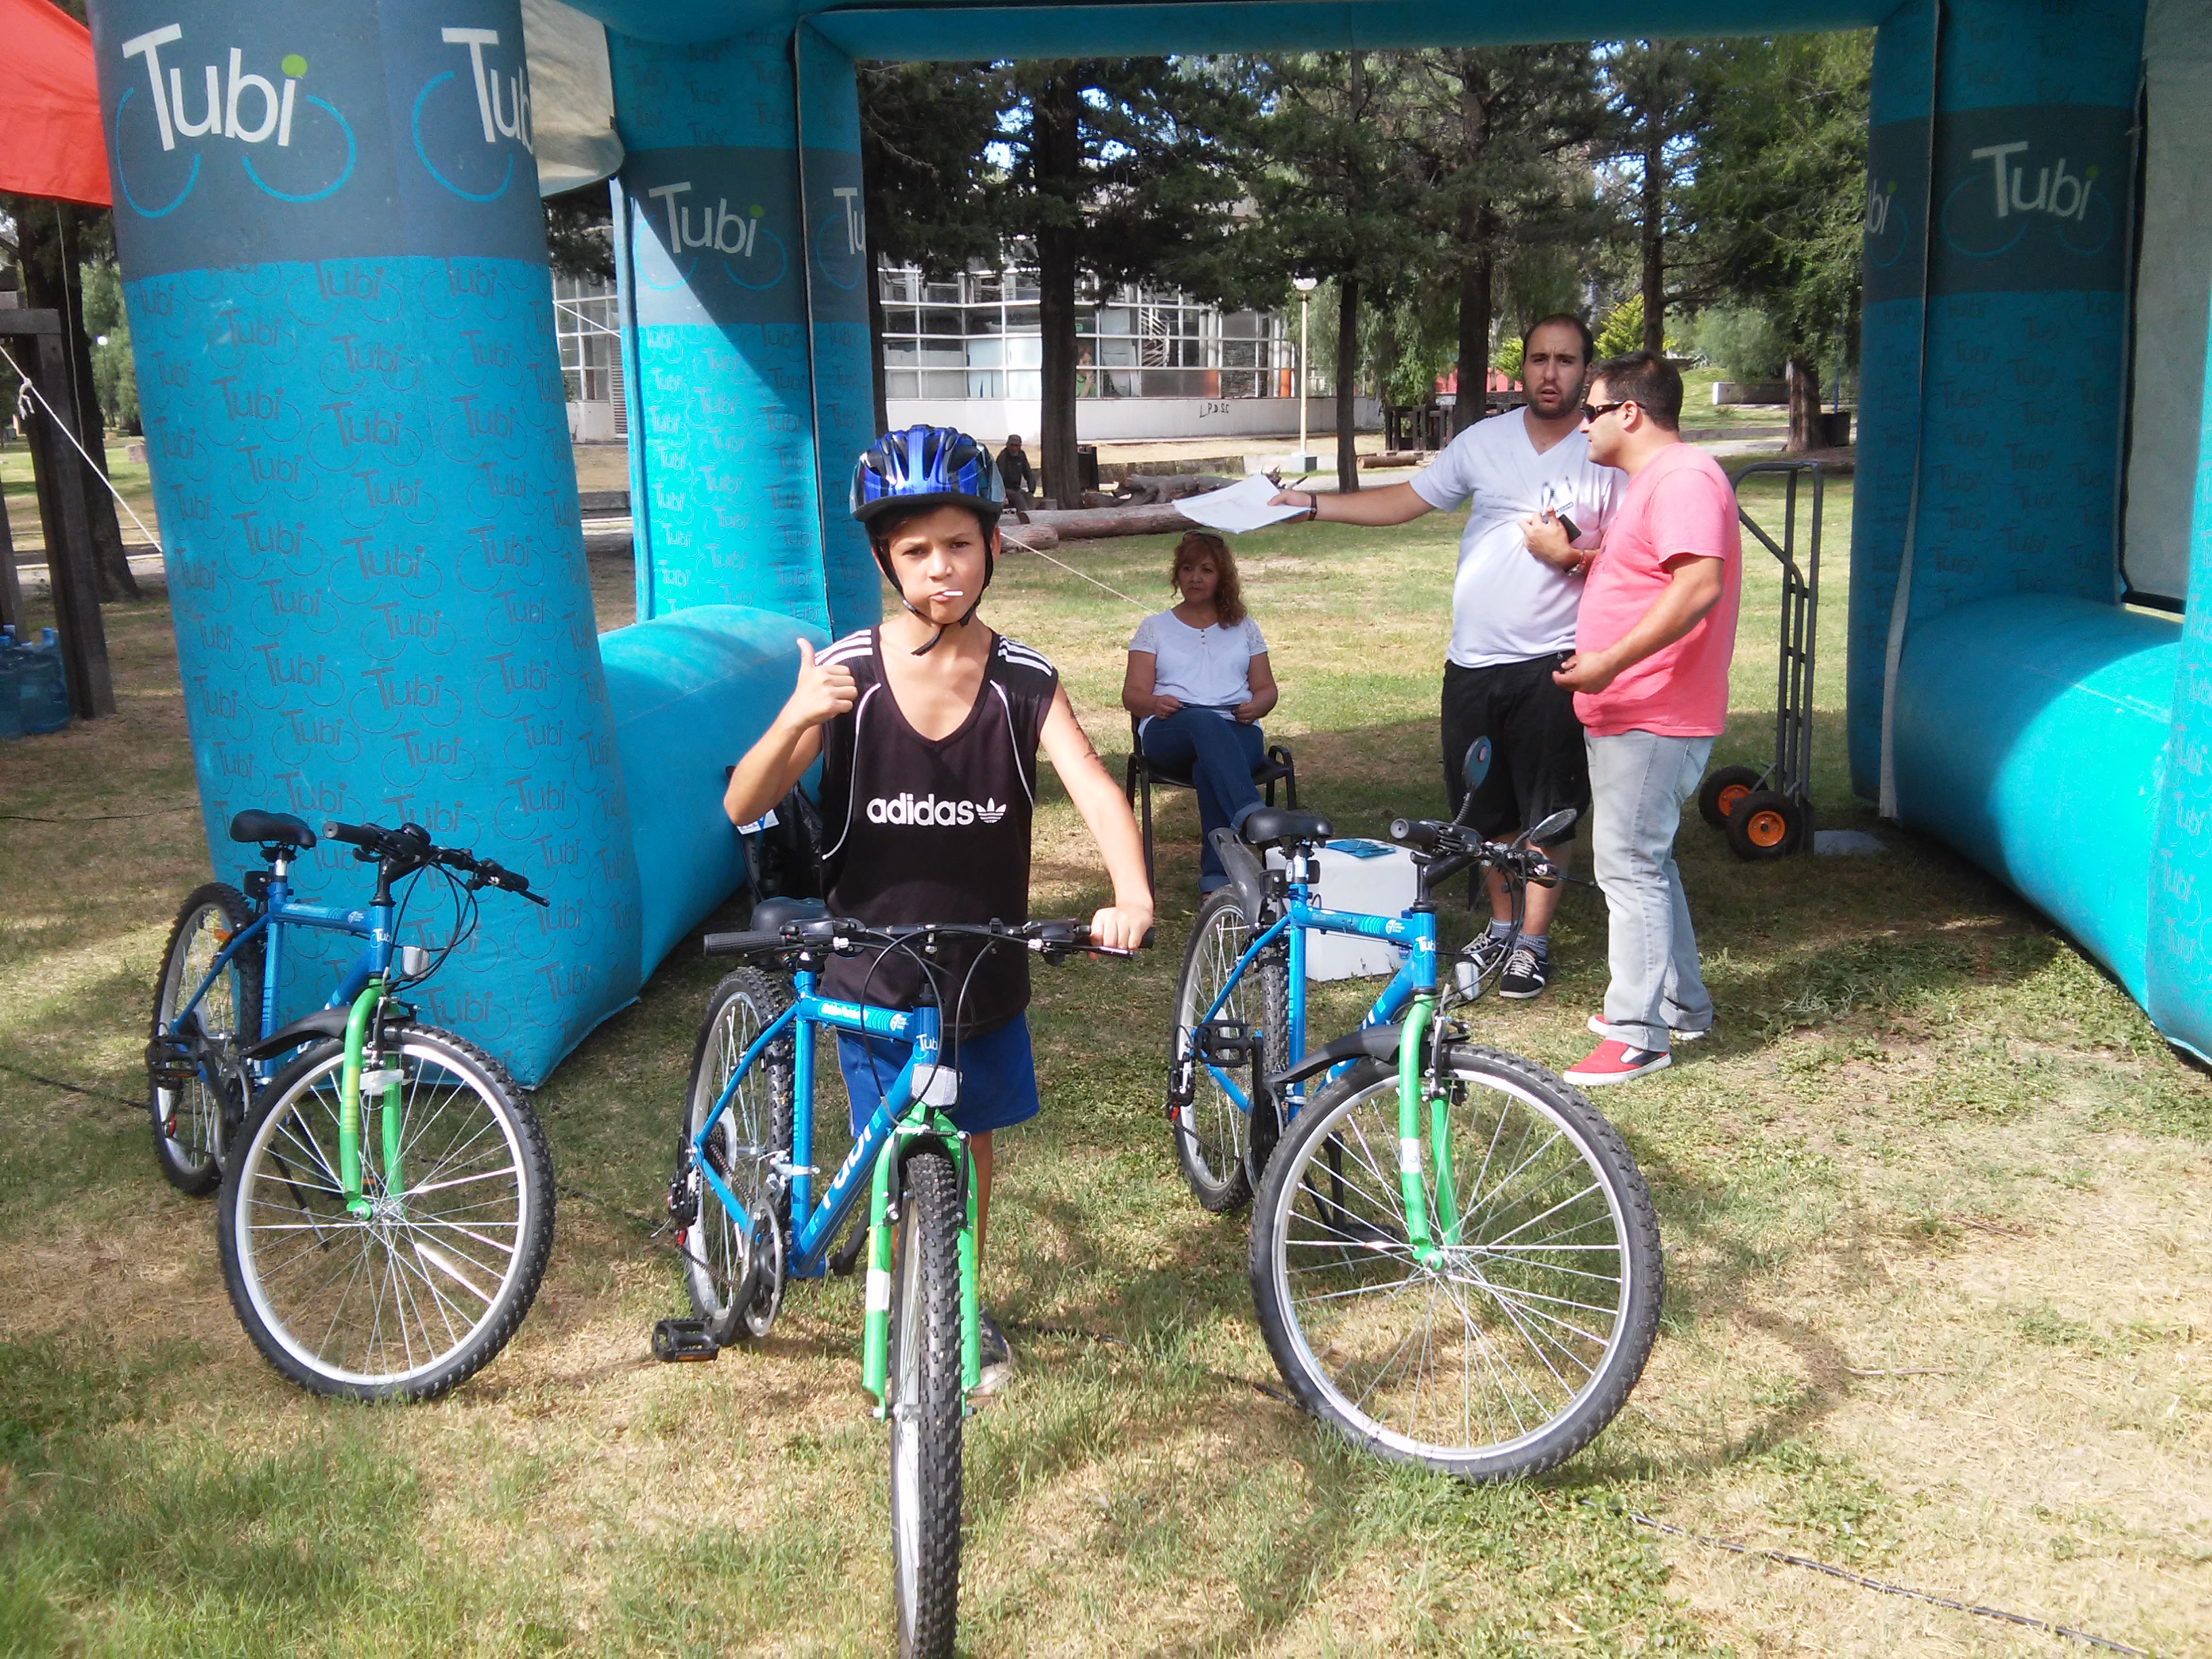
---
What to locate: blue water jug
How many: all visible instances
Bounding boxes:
[0,638,20,742]
[19,627,70,735]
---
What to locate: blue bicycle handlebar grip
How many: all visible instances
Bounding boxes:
[703,930,784,956]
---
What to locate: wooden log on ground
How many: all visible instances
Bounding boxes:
[998,520,1061,554]
[1027,502,1198,541]
[1359,451,1429,469]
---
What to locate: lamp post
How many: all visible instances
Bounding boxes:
[1292,276,1317,466]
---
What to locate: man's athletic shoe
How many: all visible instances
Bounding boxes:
[1563,1040,1671,1087]
[1588,1015,1708,1044]
[975,1310,1015,1397]
[1454,933,1512,998]
[1498,945,1548,1000]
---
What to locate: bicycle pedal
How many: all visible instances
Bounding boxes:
[651,1319,720,1363]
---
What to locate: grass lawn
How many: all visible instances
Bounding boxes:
[3,474,2207,1656]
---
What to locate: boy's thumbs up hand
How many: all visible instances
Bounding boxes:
[786,637,858,729]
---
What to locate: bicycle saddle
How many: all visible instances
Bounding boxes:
[229,809,317,849]
[750,895,828,933]
[1236,808,1333,849]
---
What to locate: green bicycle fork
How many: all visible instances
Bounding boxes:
[1395,994,1460,1267]
[861,1118,982,1408]
[337,980,402,1219]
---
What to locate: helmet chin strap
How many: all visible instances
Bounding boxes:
[886,550,995,656]
[900,592,983,655]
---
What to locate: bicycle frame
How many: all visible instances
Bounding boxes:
[163,847,402,1215]
[1188,850,1439,1120]
[689,970,982,1402]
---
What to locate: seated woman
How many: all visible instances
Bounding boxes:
[1122,531,1279,891]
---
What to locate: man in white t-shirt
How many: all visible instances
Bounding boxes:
[1271,315,1619,1000]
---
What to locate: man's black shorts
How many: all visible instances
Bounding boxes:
[1440,654,1589,846]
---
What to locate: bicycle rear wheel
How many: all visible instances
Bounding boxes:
[1249,1047,1661,1480]
[216,1025,554,1400]
[677,968,793,1344]
[1170,889,1288,1212]
[148,884,262,1196]
[888,1149,963,1659]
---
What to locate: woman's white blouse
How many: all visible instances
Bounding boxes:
[1128,611,1269,730]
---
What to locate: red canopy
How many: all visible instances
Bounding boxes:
[0,0,110,207]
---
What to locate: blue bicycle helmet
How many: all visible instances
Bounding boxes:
[850,425,1004,531]
[851,426,1006,653]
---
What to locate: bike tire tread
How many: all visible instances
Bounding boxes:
[217,1024,555,1401]
[149,882,262,1197]
[1250,1045,1662,1481]
[893,1150,964,1659]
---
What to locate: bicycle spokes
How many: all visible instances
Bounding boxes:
[1276,1076,1635,1456]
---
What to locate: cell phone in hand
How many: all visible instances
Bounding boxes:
[1554,512,1582,545]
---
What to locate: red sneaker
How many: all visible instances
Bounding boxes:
[1563,1039,1671,1087]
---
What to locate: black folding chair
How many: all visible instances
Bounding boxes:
[1122,714,1297,895]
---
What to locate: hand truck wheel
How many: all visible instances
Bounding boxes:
[1725,789,1807,861]
[1698,766,1764,832]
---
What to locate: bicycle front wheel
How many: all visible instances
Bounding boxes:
[1249,1047,1662,1480]
[678,968,793,1345]
[888,1149,964,1659]
[148,883,262,1196]
[1170,889,1288,1212]
[216,1025,554,1401]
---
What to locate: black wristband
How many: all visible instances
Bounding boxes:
[1305,492,1319,522]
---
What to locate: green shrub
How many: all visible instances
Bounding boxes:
[1690,306,1790,381]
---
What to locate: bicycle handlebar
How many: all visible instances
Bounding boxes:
[1388,817,1560,885]
[321,820,550,905]
[703,917,1155,961]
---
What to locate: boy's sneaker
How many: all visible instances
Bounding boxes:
[1563,1040,1671,1087]
[1586,1015,1709,1044]
[1454,934,1512,998]
[1498,945,1549,1000]
[975,1310,1015,1397]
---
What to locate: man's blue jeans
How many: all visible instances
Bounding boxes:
[1141,710,1268,885]
[1586,729,1717,1051]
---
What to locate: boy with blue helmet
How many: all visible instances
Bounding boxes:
[725,425,1151,1392]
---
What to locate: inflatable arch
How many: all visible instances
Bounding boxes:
[85,0,2212,1084]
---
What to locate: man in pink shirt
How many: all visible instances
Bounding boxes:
[1524,351,1741,1084]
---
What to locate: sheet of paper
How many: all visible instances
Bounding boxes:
[1173,475,1309,535]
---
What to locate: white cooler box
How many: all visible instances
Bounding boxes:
[1265,839,1420,980]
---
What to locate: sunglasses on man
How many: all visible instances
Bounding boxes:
[1579,399,1634,425]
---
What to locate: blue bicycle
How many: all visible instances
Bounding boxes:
[1168,742,1517,1210]
[145,810,556,1399]
[659,902,1143,1659]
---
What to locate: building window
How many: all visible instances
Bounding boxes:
[876,264,1292,400]
[553,273,626,438]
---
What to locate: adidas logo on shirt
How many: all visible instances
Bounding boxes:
[864,792,1007,827]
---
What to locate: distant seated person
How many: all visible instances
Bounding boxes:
[998,433,1038,510]
[1122,531,1279,892]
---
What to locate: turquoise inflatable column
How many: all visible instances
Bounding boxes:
[89,0,643,1086]
[2147,299,2212,1059]
[1847,0,1935,798]
[796,26,884,638]
[1898,0,2142,628]
[607,33,830,627]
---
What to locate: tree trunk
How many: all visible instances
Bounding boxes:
[1454,245,1492,437]
[1640,106,1666,357]
[1451,64,1491,436]
[14,202,138,601]
[1335,274,1361,493]
[1785,356,1823,453]
[1033,70,1084,510]
[868,247,890,438]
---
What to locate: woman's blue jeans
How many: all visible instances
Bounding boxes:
[1141,710,1268,884]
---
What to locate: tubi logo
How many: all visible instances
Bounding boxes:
[121,26,312,151]
[647,181,766,256]
[865,792,1007,827]
[1968,142,2095,222]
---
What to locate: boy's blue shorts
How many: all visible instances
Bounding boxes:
[836,1012,1042,1137]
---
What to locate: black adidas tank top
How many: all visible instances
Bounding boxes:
[813,629,1060,1038]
